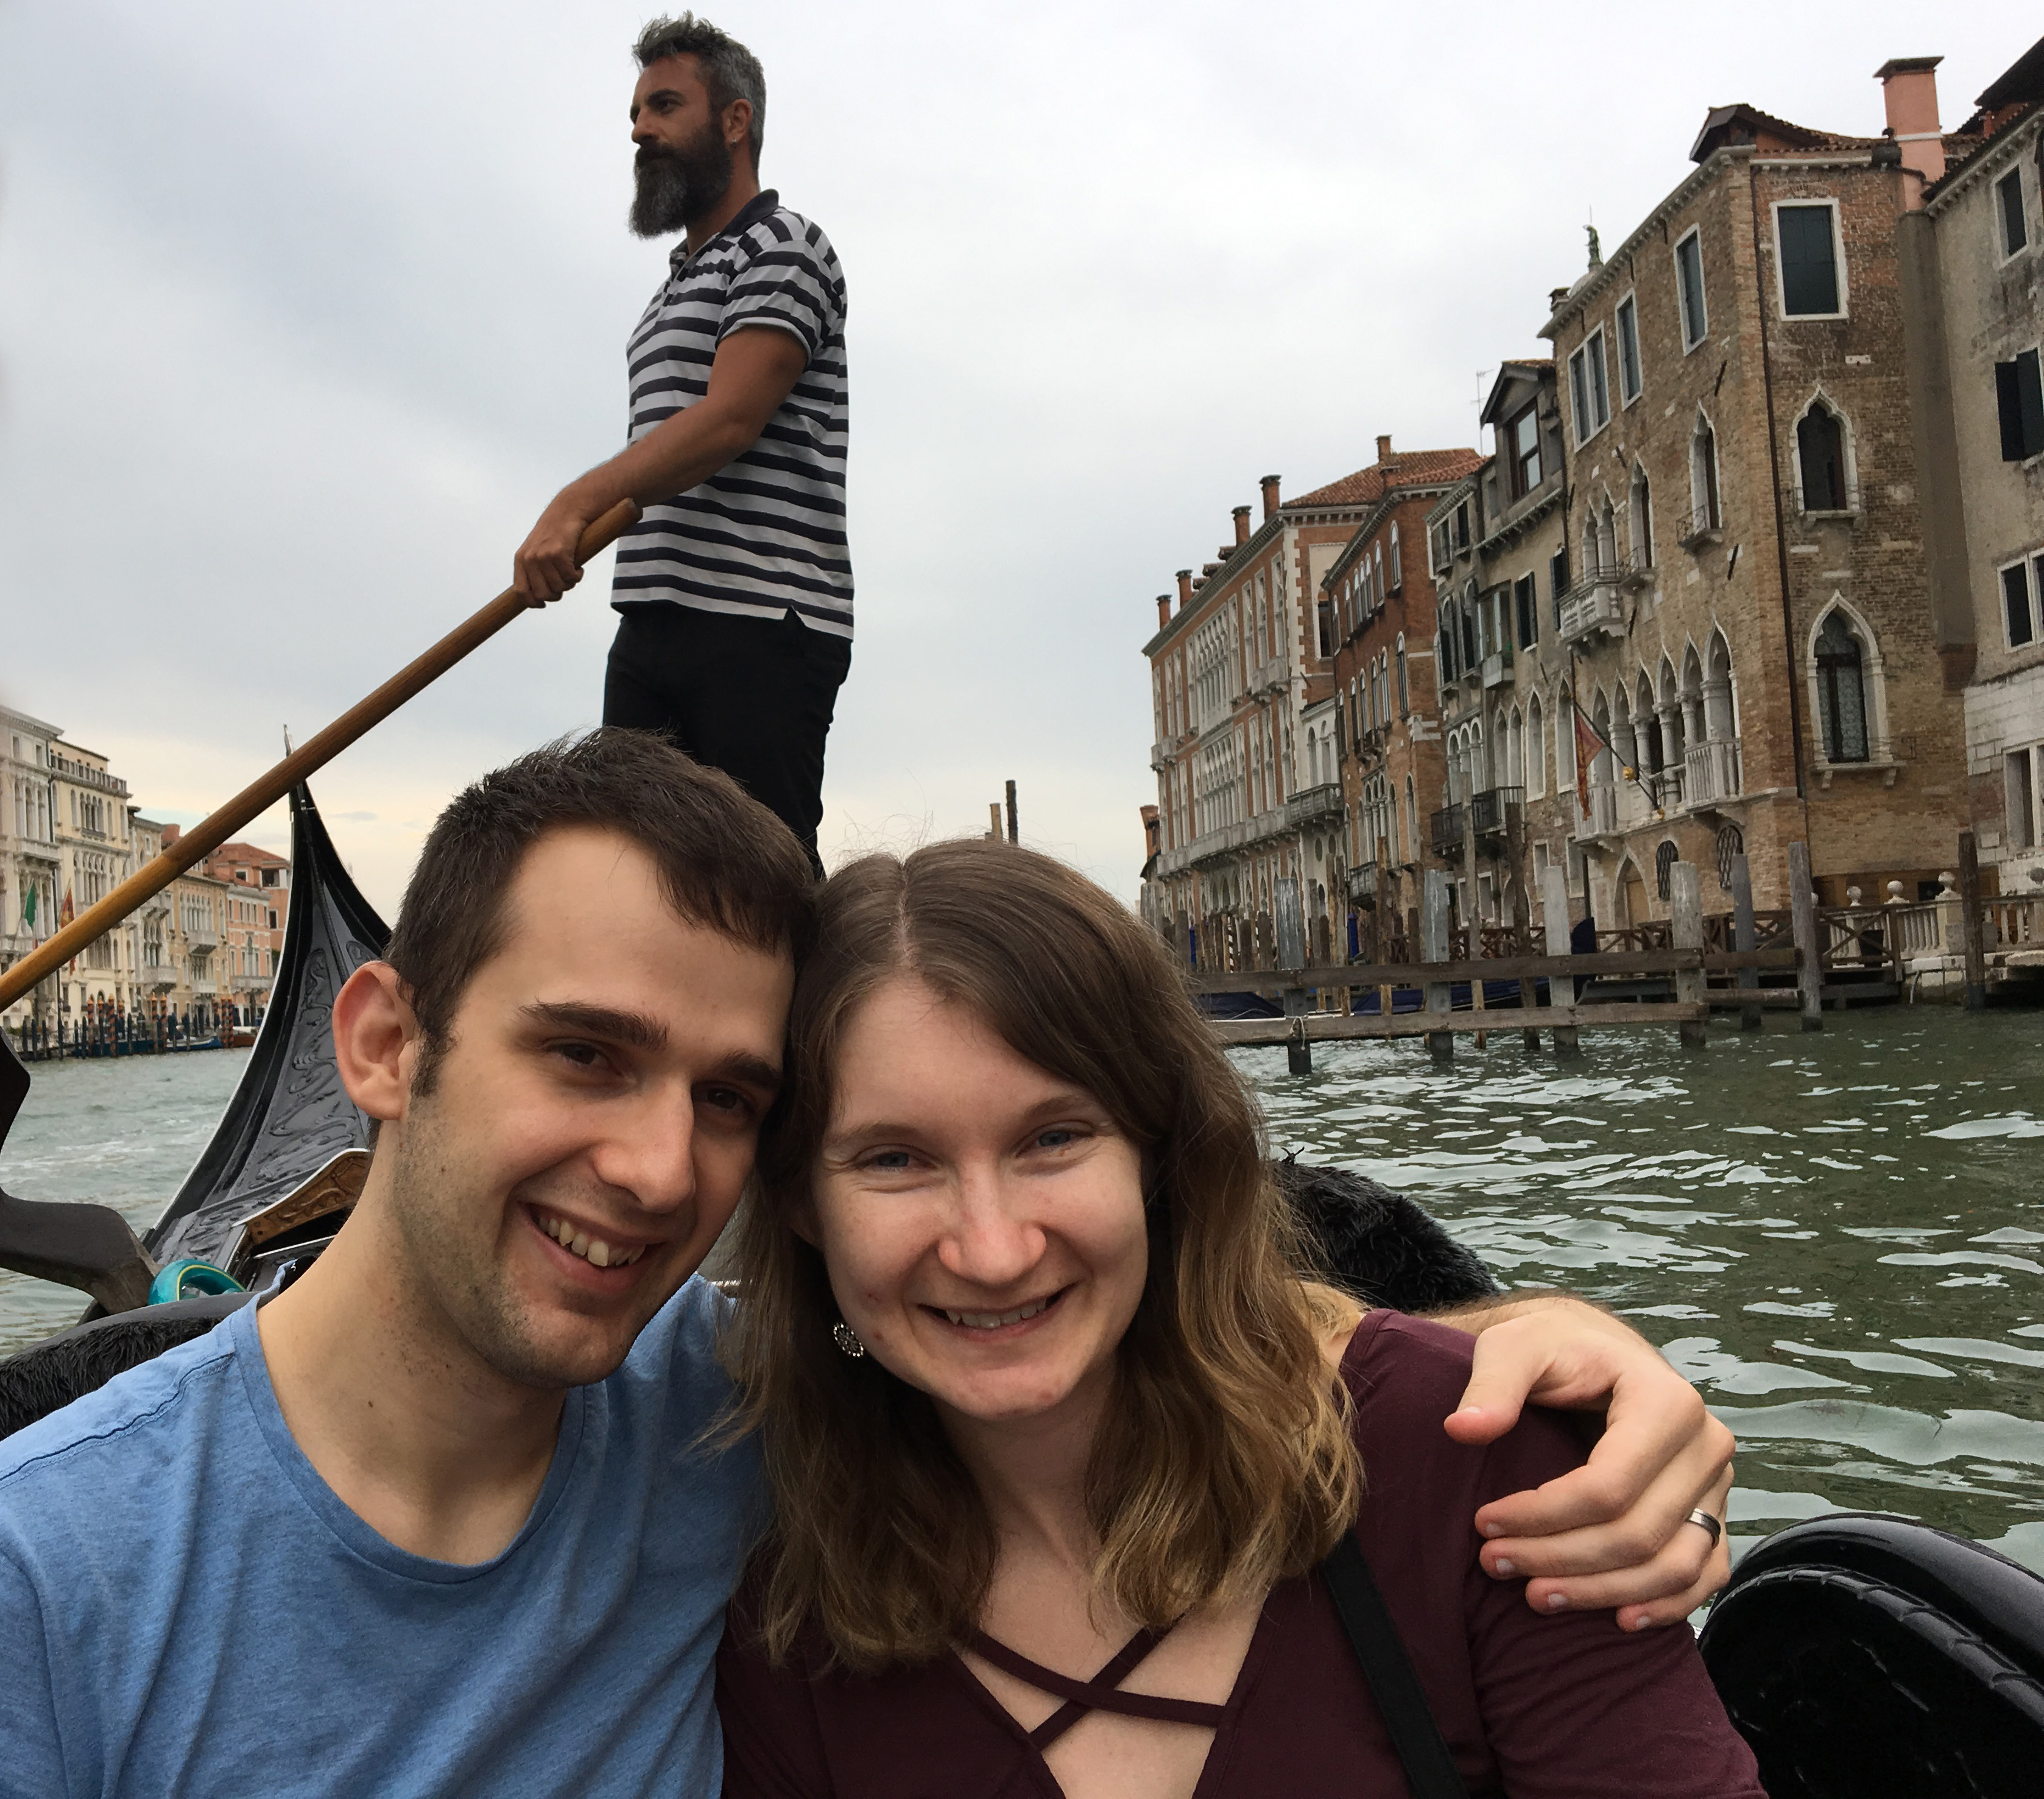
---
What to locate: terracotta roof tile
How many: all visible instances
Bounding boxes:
[1286,447,1484,511]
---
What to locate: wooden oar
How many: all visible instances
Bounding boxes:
[0,499,641,1011]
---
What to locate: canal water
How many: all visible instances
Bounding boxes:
[3,1012,2040,1576]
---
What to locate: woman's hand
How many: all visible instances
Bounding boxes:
[1434,1296,1733,1629]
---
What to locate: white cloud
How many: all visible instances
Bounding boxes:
[0,0,2012,916]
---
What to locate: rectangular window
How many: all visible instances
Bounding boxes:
[2006,559,2038,648]
[1998,348,2044,461]
[1389,523,1402,590]
[1549,548,1570,628]
[1615,293,1641,403]
[2009,748,2037,850]
[1454,503,1470,551]
[1998,168,2030,258]
[1507,404,1542,498]
[1777,202,1842,316]
[1569,332,1610,444]
[1515,573,1538,648]
[1675,228,1708,350]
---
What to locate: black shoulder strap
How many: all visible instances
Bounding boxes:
[1320,1534,1471,1799]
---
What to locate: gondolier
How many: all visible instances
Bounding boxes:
[514,13,850,872]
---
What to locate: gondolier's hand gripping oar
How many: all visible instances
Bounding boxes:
[0,498,640,1017]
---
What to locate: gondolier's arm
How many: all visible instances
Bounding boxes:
[513,325,808,604]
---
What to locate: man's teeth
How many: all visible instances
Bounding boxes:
[538,1214,646,1268]
[943,1298,1051,1330]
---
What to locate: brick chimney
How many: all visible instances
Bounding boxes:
[1260,474,1281,520]
[1232,504,1252,545]
[1175,568,1193,611]
[1876,56,1945,207]
[1375,434,1392,462]
[1155,593,1171,629]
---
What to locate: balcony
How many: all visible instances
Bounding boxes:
[1577,783,1619,838]
[1248,655,1286,697]
[1286,782,1344,829]
[1430,804,1465,854]
[1557,573,1625,644]
[188,974,218,997]
[1677,504,1723,550]
[1481,648,1514,688]
[1791,483,1859,518]
[1347,861,1378,902]
[233,970,273,994]
[183,926,219,952]
[1618,550,1656,593]
[1469,785,1523,836]
[1683,737,1742,807]
[139,964,177,990]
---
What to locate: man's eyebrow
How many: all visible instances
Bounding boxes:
[631,86,685,120]
[521,1002,669,1051]
[707,1051,783,1098]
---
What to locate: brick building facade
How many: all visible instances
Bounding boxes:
[1323,439,1484,952]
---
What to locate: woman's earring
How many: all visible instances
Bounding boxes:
[832,1321,866,1359]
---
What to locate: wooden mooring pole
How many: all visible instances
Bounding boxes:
[1276,874,1311,1076]
[1422,868,1453,1066]
[1789,841,1823,1032]
[1730,853,1763,1032]
[1670,861,1707,1047]
[1957,830,1988,1011]
[1540,865,1580,1056]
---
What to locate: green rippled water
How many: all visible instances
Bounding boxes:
[1241,1006,2044,1574]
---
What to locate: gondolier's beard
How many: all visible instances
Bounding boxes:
[629,130,733,238]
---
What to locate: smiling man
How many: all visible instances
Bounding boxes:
[515,13,851,874]
[0,733,812,1796]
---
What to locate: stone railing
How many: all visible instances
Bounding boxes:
[1683,737,1742,806]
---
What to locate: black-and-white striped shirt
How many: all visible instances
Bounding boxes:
[610,191,851,637]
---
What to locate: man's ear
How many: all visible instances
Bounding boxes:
[333,961,420,1124]
[724,96,753,156]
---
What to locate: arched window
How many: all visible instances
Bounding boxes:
[1597,498,1618,576]
[1690,414,1721,532]
[1714,822,1744,891]
[1655,839,1679,900]
[1814,610,1870,762]
[1630,466,1654,570]
[1389,523,1403,590]
[1527,695,1546,797]
[1461,582,1479,666]
[1395,635,1409,715]
[1797,400,1849,512]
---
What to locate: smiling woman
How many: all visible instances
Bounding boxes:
[714,838,1763,1799]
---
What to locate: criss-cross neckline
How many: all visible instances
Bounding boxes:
[967,1625,1230,1751]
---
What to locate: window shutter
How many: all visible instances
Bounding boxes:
[2021,350,2044,459]
[2001,361,2027,461]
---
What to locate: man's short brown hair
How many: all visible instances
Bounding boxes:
[384,730,812,1083]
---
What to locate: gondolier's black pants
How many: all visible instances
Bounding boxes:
[604,604,851,877]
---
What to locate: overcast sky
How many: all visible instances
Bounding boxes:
[0,1,2020,918]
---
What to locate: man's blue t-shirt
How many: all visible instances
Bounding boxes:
[0,1279,762,1797]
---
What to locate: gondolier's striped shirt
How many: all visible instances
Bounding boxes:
[610,189,851,637]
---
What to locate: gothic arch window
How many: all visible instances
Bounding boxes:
[1689,411,1721,532]
[1814,609,1870,762]
[1714,822,1744,891]
[1527,694,1546,797]
[1629,464,1655,570]
[1796,397,1852,513]
[1655,838,1679,900]
[1395,634,1409,715]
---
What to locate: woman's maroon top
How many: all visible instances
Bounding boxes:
[714,1311,1764,1797]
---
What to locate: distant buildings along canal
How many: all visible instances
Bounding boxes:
[1141,35,2044,970]
[2,706,287,1043]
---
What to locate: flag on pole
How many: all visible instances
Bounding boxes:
[59,886,73,928]
[21,883,34,933]
[1573,704,1605,818]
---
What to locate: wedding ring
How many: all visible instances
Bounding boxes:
[1686,1508,1724,1547]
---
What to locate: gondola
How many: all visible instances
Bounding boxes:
[2,793,2043,1795]
[0,781,389,1433]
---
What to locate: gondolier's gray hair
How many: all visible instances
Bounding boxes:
[633,13,766,168]
[384,730,812,1089]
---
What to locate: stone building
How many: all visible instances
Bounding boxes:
[1535,63,1979,927]
[1,709,64,1034]
[48,738,143,1019]
[204,838,290,1023]
[1143,467,1406,967]
[1414,362,1577,935]
[1917,37,2044,892]
[1322,437,1485,952]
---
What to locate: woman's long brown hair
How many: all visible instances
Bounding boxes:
[722,838,1361,1671]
